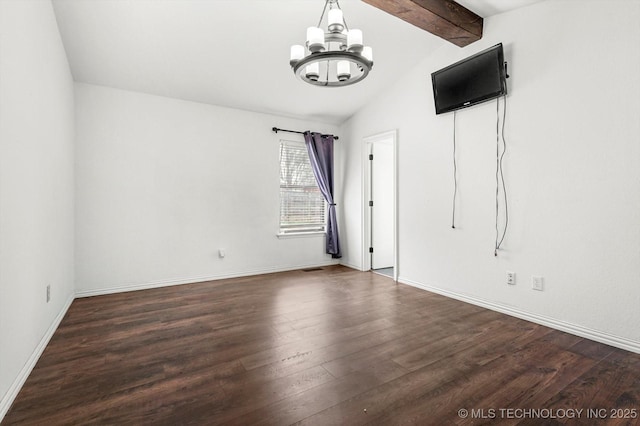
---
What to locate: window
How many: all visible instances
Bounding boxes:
[279,140,325,234]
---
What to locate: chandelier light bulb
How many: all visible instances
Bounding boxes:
[362,46,373,62]
[306,27,325,52]
[328,9,344,33]
[305,63,320,81]
[347,29,363,53]
[337,61,351,82]
[290,45,305,65]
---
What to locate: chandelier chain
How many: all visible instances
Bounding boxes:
[335,0,349,31]
[317,0,350,31]
[317,0,330,28]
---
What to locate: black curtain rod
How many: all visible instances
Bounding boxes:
[272,127,339,140]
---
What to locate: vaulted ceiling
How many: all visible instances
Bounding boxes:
[52,0,545,125]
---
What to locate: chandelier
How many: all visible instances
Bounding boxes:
[289,0,373,87]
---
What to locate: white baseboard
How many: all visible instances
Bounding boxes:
[339,261,364,272]
[75,261,341,298]
[0,294,74,422]
[398,276,640,355]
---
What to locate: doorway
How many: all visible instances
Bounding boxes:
[363,130,398,281]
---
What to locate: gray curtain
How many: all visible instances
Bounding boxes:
[304,131,341,258]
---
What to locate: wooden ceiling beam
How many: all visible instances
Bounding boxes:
[362,0,483,47]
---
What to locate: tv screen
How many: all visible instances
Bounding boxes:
[431,43,507,115]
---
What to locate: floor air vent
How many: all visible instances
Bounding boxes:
[302,267,323,272]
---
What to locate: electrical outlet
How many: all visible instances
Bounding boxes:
[532,276,544,291]
[218,249,226,259]
[46,285,51,303]
[506,271,516,285]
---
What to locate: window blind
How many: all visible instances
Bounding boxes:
[279,140,326,233]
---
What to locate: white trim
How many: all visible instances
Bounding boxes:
[398,275,640,355]
[75,261,340,298]
[0,294,74,421]
[277,231,326,239]
[339,261,365,272]
[362,130,399,281]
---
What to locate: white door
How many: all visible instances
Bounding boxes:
[370,142,394,269]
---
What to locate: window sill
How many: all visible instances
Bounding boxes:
[277,231,326,239]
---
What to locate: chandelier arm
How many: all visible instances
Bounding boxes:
[325,58,330,83]
[317,0,331,28]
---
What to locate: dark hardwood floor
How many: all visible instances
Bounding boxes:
[4,266,640,425]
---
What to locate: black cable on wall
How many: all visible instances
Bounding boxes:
[452,110,458,229]
[494,95,509,256]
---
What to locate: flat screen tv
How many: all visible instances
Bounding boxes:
[431,43,507,115]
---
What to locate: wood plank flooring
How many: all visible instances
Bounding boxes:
[4,266,640,425]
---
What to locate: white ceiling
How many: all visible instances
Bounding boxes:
[52,0,545,125]
[455,0,545,17]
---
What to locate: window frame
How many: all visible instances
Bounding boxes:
[277,139,327,237]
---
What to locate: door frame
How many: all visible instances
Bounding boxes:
[362,130,398,281]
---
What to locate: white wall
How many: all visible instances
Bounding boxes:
[0,0,75,418]
[338,0,640,349]
[75,83,339,295]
